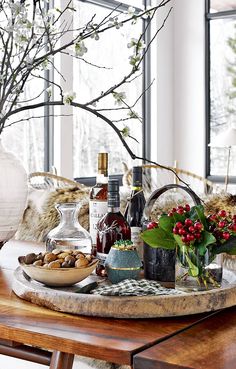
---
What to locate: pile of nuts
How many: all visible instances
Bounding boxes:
[22,249,95,269]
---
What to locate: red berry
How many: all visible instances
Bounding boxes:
[185,218,193,227]
[218,221,226,228]
[168,212,173,217]
[185,204,190,212]
[177,205,184,210]
[173,227,179,234]
[218,210,227,218]
[188,226,195,233]
[186,233,195,242]
[172,208,177,213]
[223,232,230,240]
[179,228,187,235]
[147,221,158,230]
[195,232,201,239]
[232,224,236,232]
[194,222,202,231]
[209,214,217,222]
[181,236,188,243]
[176,222,183,229]
[177,208,184,215]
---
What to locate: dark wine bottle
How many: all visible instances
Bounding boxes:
[124,166,146,260]
[96,179,131,276]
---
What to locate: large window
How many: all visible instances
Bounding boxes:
[2,0,151,178]
[72,1,144,177]
[206,0,236,183]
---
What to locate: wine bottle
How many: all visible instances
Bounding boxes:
[89,153,108,248]
[96,179,131,276]
[124,166,146,260]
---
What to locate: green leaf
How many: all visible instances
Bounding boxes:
[159,215,174,233]
[197,244,207,256]
[189,205,207,227]
[141,228,176,250]
[214,237,236,255]
[185,253,199,277]
[172,213,185,224]
[197,231,216,256]
[173,234,185,249]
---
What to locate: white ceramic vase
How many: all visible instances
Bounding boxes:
[0,140,28,245]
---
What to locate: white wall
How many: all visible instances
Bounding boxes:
[152,2,174,167]
[154,0,206,176]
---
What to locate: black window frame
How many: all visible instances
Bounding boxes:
[205,0,236,184]
[43,0,152,183]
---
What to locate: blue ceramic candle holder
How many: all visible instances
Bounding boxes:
[105,243,142,284]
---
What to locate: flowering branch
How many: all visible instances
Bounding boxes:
[0,0,188,186]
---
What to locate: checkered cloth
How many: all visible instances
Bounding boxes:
[91,279,183,296]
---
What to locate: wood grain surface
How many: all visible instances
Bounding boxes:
[0,240,219,365]
[133,305,236,369]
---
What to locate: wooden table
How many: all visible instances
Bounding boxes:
[0,240,229,369]
[133,305,236,369]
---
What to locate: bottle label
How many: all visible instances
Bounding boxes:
[89,201,108,244]
[131,226,143,260]
[96,252,107,267]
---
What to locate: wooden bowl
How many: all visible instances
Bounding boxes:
[18,257,98,287]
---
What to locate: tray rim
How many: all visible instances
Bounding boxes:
[12,267,236,319]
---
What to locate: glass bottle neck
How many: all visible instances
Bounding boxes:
[96,171,108,184]
[57,204,80,227]
[108,206,120,213]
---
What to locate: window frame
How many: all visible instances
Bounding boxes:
[205,0,236,184]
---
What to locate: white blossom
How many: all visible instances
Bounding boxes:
[46,86,52,98]
[127,7,135,16]
[129,54,141,66]
[128,110,139,119]
[121,126,130,138]
[108,17,123,30]
[113,92,126,106]
[75,41,88,57]
[127,38,146,50]
[63,91,76,105]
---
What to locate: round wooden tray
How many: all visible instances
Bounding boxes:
[12,267,236,319]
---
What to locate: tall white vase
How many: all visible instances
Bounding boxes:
[0,140,28,245]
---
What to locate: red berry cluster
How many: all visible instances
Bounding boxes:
[167,204,190,217]
[173,219,203,245]
[207,210,236,241]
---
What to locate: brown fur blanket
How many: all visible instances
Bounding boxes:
[15,187,90,242]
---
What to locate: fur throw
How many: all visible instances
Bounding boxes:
[204,193,236,215]
[15,186,90,242]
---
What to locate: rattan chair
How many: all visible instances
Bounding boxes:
[28,172,86,190]
[123,164,217,195]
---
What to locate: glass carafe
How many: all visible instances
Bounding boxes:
[46,202,92,254]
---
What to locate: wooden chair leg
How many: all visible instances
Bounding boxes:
[50,351,74,369]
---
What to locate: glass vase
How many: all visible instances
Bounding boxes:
[175,246,223,292]
[46,202,92,254]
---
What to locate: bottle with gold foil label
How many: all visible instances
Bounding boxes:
[89,153,108,247]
